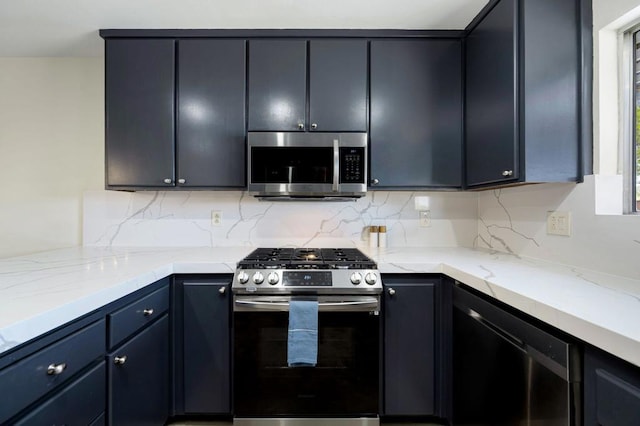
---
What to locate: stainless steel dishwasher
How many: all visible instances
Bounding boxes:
[452,283,581,426]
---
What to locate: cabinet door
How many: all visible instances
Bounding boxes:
[108,315,169,426]
[465,0,518,186]
[248,40,307,131]
[182,281,230,413]
[105,39,175,188]
[584,347,640,426]
[309,39,367,132]
[177,39,247,188]
[370,39,462,188]
[383,280,436,416]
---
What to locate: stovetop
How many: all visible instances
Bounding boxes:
[232,248,381,294]
[237,247,377,270]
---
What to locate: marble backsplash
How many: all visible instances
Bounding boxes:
[83,189,479,249]
[83,176,640,280]
[476,175,640,280]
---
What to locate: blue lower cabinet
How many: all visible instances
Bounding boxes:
[182,281,230,414]
[383,275,442,417]
[108,314,169,426]
[584,346,640,426]
[14,361,105,426]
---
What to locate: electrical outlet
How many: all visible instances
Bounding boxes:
[211,210,222,226]
[419,210,431,227]
[546,211,571,236]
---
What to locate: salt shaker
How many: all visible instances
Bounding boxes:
[378,225,387,248]
[369,226,379,248]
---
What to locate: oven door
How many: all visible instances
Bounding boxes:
[233,295,380,422]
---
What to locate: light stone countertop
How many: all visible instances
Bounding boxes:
[1,246,639,368]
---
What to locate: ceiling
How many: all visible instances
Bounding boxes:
[0,0,489,57]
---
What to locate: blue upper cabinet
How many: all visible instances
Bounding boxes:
[105,37,247,189]
[248,39,368,132]
[308,39,367,132]
[248,39,307,132]
[177,39,247,188]
[370,39,463,189]
[105,39,176,188]
[465,0,586,188]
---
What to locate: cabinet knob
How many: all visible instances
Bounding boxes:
[219,286,226,295]
[298,123,304,130]
[502,170,514,177]
[177,178,186,184]
[47,363,67,375]
[163,178,173,184]
[311,123,318,130]
[371,178,380,186]
[143,308,154,316]
[114,356,127,366]
[388,288,396,296]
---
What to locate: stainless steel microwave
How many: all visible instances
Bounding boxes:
[248,132,368,200]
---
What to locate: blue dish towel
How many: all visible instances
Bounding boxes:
[287,300,319,367]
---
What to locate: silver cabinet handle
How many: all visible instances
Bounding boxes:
[219,286,226,295]
[502,170,514,177]
[388,288,396,296]
[333,139,340,192]
[114,356,127,366]
[311,123,318,130]
[177,178,186,184]
[298,123,304,130]
[371,178,380,185]
[163,178,172,184]
[47,363,67,375]
[143,308,154,316]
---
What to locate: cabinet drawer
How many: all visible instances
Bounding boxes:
[108,284,170,349]
[0,319,105,424]
[14,361,106,426]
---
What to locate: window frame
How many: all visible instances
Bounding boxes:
[623,23,640,213]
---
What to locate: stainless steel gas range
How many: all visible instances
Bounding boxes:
[232,248,381,426]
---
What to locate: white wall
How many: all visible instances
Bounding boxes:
[0,58,104,258]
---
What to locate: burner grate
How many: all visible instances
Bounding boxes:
[237,248,376,270]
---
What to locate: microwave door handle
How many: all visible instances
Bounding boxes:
[333,139,340,192]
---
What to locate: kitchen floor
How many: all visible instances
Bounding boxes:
[168,422,442,425]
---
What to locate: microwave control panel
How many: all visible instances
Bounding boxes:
[340,147,365,183]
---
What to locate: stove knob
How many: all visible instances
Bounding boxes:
[350,272,363,285]
[267,272,279,285]
[365,272,378,285]
[237,271,249,284]
[252,271,265,285]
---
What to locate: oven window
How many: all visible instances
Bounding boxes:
[234,311,379,417]
[251,147,333,184]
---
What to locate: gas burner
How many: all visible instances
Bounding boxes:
[233,247,380,294]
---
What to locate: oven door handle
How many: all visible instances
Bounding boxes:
[234,297,380,313]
